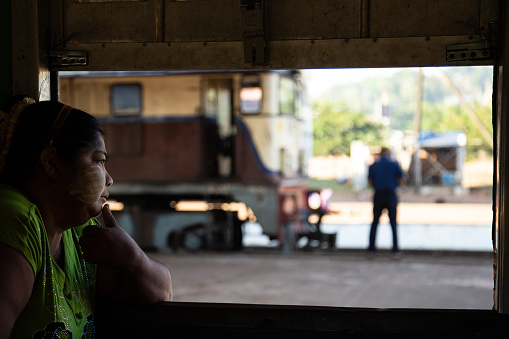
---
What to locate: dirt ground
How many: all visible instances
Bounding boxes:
[325,200,492,226]
[151,251,494,310]
[331,185,492,204]
[323,185,493,226]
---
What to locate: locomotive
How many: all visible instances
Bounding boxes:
[59,70,330,251]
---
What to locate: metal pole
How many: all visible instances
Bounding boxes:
[413,68,423,192]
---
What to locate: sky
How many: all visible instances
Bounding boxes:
[301,67,452,100]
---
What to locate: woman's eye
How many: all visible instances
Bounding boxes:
[97,159,107,166]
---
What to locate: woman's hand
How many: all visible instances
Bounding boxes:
[79,204,141,272]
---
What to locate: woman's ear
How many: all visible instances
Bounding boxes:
[39,146,60,179]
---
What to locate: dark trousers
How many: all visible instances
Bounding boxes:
[368,189,400,253]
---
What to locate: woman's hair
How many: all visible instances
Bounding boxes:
[0,99,103,184]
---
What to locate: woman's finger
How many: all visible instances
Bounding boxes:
[101,204,118,229]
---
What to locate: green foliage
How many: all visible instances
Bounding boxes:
[314,66,494,159]
[313,101,386,156]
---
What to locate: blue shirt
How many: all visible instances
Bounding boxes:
[368,156,403,191]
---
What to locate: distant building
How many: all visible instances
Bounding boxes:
[408,131,467,188]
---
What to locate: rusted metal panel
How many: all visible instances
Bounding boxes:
[60,0,497,43]
[53,0,498,70]
[101,118,277,184]
[370,0,482,38]
[267,36,493,69]
[267,0,360,40]
[64,0,156,42]
[102,119,208,182]
[54,35,494,72]
[165,0,241,42]
[103,122,144,156]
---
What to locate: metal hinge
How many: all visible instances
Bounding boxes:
[447,21,492,62]
[241,0,267,65]
[446,40,491,62]
[50,50,88,66]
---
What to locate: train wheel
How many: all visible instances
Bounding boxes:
[232,219,244,251]
[168,231,180,252]
[181,228,205,252]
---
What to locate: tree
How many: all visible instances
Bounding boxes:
[313,101,386,156]
[313,67,494,159]
[316,67,493,134]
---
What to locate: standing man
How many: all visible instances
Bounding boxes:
[367,147,404,259]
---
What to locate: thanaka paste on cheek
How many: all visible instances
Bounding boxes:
[68,166,105,204]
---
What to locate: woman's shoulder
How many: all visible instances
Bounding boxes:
[0,184,39,221]
[0,183,34,205]
[0,184,45,275]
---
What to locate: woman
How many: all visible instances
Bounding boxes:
[0,99,172,338]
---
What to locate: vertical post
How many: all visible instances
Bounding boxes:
[11,0,51,102]
[50,71,59,101]
[0,1,12,109]
[494,1,509,314]
[359,0,370,38]
[155,0,165,43]
[413,68,423,192]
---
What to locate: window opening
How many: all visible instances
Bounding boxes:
[111,83,142,116]
[240,76,262,114]
[59,67,494,310]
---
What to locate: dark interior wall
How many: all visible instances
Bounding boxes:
[0,1,12,109]
[95,299,509,338]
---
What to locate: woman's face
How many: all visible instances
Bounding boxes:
[66,134,113,220]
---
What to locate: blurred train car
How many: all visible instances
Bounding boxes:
[59,70,329,251]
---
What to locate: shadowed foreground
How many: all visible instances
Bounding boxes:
[95,251,507,337]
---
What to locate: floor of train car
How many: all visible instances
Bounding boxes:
[150,250,494,309]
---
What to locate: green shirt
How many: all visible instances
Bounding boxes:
[0,184,97,338]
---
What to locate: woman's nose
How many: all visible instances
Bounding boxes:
[105,171,113,187]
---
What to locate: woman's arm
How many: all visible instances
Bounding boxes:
[0,244,34,338]
[79,204,172,304]
[95,255,172,304]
